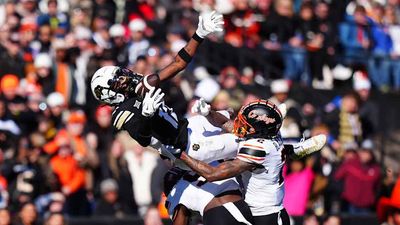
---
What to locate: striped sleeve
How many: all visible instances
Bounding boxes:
[112,108,135,130]
[236,139,268,164]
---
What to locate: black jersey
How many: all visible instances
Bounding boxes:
[112,96,189,150]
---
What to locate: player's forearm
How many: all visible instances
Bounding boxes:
[159,37,202,81]
[205,110,230,128]
[180,152,241,182]
[180,152,219,181]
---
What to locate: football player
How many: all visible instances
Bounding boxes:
[90,11,241,162]
[164,165,253,225]
[168,100,326,225]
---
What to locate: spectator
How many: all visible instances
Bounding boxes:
[87,105,114,156]
[144,206,163,225]
[51,38,73,106]
[284,157,315,216]
[259,0,296,78]
[283,1,310,82]
[16,0,39,22]
[339,5,372,67]
[303,211,320,225]
[2,137,46,212]
[323,93,363,152]
[94,178,129,218]
[377,177,400,225]
[368,3,392,91]
[380,166,397,198]
[0,208,11,225]
[269,79,303,139]
[122,133,167,216]
[224,0,260,48]
[323,215,341,225]
[31,24,52,54]
[0,95,21,137]
[14,202,38,225]
[37,0,69,37]
[21,53,54,96]
[44,212,66,225]
[48,131,90,216]
[308,125,341,215]
[353,73,379,139]
[128,18,149,65]
[0,34,25,78]
[309,1,336,88]
[109,24,129,67]
[385,6,400,91]
[334,140,381,214]
[34,192,65,217]
[104,139,137,215]
[0,169,8,209]
[46,92,66,129]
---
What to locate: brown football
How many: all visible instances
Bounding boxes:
[135,73,161,97]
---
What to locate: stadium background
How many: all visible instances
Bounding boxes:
[0,0,400,224]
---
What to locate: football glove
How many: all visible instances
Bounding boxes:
[191,98,211,116]
[161,145,183,159]
[142,87,165,117]
[196,10,224,38]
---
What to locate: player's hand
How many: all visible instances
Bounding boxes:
[142,87,165,117]
[196,10,224,38]
[162,145,183,159]
[191,98,211,116]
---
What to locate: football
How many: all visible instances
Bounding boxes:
[134,73,161,96]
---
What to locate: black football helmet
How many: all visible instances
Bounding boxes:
[233,99,283,139]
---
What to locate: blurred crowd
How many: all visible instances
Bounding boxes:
[0,0,399,224]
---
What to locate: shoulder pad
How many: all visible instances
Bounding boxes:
[237,139,269,164]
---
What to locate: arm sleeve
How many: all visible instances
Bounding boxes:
[124,115,152,147]
[113,107,152,147]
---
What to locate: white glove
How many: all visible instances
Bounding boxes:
[142,87,165,117]
[191,98,211,116]
[196,10,224,38]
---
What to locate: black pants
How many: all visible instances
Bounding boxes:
[203,199,254,225]
[253,208,290,225]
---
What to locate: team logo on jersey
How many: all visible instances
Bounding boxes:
[192,144,200,151]
[134,100,141,109]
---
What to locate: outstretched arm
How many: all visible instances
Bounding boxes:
[158,11,224,81]
[191,98,231,128]
[180,152,256,182]
[158,38,202,81]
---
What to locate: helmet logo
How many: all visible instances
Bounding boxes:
[94,85,105,100]
[248,110,276,124]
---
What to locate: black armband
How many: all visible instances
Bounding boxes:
[178,48,192,64]
[192,32,204,43]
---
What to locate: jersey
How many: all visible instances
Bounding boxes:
[112,96,189,150]
[166,162,240,217]
[236,136,286,216]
